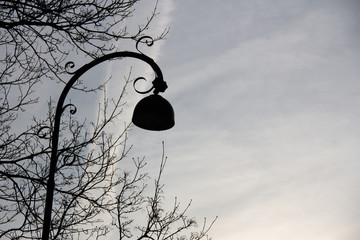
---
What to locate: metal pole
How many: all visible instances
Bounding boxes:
[41,46,165,240]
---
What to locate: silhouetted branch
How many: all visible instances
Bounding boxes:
[0,1,215,239]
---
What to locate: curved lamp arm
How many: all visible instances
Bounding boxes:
[42,37,168,240]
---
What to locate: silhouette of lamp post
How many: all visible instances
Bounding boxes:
[41,36,174,240]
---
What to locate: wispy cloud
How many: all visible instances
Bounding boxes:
[135,1,360,239]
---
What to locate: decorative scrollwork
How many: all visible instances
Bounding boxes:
[65,61,76,74]
[62,103,77,115]
[136,36,154,55]
[133,77,154,94]
[37,126,52,139]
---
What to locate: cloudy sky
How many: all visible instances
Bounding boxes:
[27,0,359,239]
[116,0,360,239]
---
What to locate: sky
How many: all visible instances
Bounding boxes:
[121,0,360,239]
[18,0,360,239]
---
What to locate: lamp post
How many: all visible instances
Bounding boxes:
[41,36,174,240]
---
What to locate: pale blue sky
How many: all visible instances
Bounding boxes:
[124,0,360,239]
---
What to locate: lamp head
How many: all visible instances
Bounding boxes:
[132,94,175,131]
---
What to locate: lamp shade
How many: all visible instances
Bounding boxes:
[132,94,175,131]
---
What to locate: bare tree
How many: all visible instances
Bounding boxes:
[0,1,216,239]
[0,85,216,238]
[116,143,217,240]
[0,0,164,163]
[0,0,167,131]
